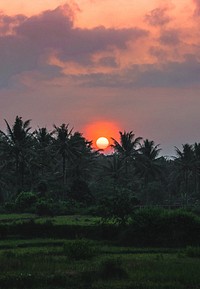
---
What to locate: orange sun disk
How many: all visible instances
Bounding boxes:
[96,136,109,149]
[83,120,120,151]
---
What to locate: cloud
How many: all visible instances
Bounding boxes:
[0,4,148,88]
[75,54,200,89]
[159,29,180,46]
[193,0,200,16]
[145,7,172,26]
[0,13,26,34]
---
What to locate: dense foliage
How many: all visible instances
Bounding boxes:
[1,116,200,215]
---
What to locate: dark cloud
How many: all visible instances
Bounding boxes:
[0,13,26,34]
[159,29,180,46]
[98,56,118,67]
[145,7,171,26]
[149,46,168,61]
[77,55,200,89]
[0,5,148,87]
[135,58,200,88]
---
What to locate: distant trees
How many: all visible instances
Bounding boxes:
[1,116,200,209]
[173,143,200,205]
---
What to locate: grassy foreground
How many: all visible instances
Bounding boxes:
[0,239,200,288]
[1,214,200,288]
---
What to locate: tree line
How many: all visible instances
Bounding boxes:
[0,116,200,210]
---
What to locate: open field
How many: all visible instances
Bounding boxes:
[0,238,200,289]
[0,213,200,288]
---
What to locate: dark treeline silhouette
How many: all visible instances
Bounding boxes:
[0,116,200,211]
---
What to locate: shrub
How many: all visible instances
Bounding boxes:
[98,188,139,224]
[35,199,54,216]
[63,239,98,260]
[15,192,37,212]
[120,208,200,247]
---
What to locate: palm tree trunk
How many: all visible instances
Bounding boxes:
[185,170,189,206]
[62,153,66,186]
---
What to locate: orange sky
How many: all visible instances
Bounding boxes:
[0,0,200,156]
[0,0,192,28]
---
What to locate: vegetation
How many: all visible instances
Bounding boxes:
[0,232,200,289]
[1,115,200,211]
[1,116,200,287]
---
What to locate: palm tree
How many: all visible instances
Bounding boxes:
[111,131,142,174]
[192,143,200,195]
[34,127,54,177]
[174,144,194,205]
[100,154,125,192]
[53,124,74,186]
[0,116,32,191]
[68,132,96,203]
[136,139,162,204]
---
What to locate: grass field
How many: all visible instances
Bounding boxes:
[1,238,200,289]
[0,213,101,225]
[1,214,200,289]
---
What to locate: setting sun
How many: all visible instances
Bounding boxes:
[83,120,121,151]
[96,136,109,149]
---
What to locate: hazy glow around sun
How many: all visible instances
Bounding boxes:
[96,137,109,149]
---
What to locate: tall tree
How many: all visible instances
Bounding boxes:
[193,143,200,196]
[136,139,162,204]
[53,124,85,187]
[100,154,125,193]
[34,127,54,177]
[0,116,33,192]
[174,144,194,205]
[69,131,94,181]
[111,131,142,175]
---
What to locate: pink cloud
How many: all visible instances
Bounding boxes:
[193,0,200,16]
[0,4,148,87]
[145,7,172,26]
[159,29,180,46]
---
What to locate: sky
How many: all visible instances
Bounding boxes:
[0,0,200,156]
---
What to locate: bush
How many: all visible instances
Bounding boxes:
[120,208,200,247]
[63,239,98,260]
[15,192,37,212]
[35,199,54,216]
[98,188,139,224]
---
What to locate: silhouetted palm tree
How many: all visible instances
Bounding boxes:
[100,154,125,192]
[174,144,194,205]
[69,131,95,182]
[136,139,162,204]
[0,116,32,191]
[32,127,55,184]
[53,124,74,186]
[193,143,200,195]
[111,131,142,174]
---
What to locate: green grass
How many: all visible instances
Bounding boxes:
[0,213,101,226]
[0,237,200,289]
[36,215,101,226]
[0,213,35,223]
[1,213,200,288]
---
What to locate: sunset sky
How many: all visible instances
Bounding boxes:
[0,0,200,156]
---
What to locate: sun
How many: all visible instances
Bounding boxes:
[96,137,109,149]
[83,120,121,151]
